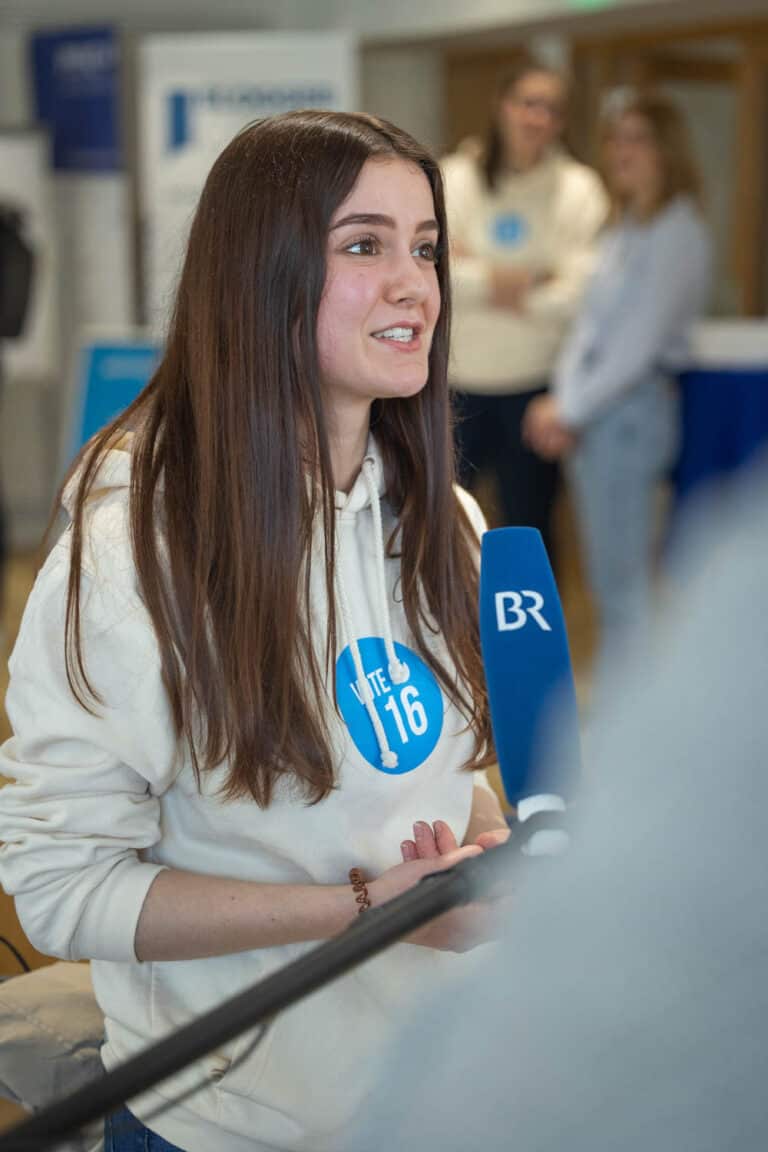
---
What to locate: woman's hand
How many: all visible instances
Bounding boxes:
[490,265,534,311]
[473,827,511,851]
[523,393,577,460]
[380,818,511,953]
[400,819,457,861]
[369,844,494,954]
[402,816,511,862]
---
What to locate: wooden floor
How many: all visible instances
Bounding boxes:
[0,1099,27,1132]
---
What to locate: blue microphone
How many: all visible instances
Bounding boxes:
[479,527,580,832]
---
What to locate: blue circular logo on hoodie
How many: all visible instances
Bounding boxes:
[492,213,528,246]
[336,637,444,774]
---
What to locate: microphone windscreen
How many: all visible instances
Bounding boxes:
[479,527,580,806]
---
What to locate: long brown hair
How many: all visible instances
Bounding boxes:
[602,91,703,221]
[61,110,493,806]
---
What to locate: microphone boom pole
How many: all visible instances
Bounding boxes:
[0,826,548,1152]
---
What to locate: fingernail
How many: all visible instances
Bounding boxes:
[433,820,445,833]
[414,821,429,837]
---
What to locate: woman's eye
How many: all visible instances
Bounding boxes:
[346,236,378,256]
[414,240,438,262]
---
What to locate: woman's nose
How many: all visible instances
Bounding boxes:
[385,251,429,304]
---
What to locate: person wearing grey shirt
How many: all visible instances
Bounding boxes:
[524,93,711,688]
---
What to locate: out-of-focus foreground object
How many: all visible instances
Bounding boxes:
[350,460,768,1152]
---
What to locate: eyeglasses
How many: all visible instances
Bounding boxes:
[509,97,563,119]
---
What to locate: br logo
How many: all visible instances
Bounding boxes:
[336,637,444,774]
[495,590,552,632]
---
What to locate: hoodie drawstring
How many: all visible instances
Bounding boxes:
[335,566,399,771]
[361,459,409,688]
[334,458,408,771]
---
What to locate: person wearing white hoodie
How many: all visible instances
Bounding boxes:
[442,55,608,564]
[0,111,509,1152]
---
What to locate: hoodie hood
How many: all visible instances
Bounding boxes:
[332,438,409,771]
[61,437,133,519]
[63,432,409,771]
[63,432,380,519]
[334,436,385,515]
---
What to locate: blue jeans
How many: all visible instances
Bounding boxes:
[568,378,678,691]
[104,1106,186,1152]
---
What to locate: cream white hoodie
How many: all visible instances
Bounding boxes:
[0,439,490,1152]
[442,146,609,393]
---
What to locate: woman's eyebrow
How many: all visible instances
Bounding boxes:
[330,212,439,232]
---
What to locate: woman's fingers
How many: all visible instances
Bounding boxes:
[412,820,439,858]
[405,819,459,860]
[474,827,511,851]
[433,820,459,854]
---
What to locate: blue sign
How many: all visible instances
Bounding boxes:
[492,213,528,247]
[336,637,444,775]
[69,340,160,461]
[31,27,121,171]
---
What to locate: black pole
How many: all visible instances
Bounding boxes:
[0,820,552,1152]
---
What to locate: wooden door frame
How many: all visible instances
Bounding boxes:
[571,18,768,315]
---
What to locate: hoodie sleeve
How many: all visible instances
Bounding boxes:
[555,202,712,428]
[0,531,178,963]
[441,152,494,307]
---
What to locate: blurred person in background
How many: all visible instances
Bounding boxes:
[442,53,608,565]
[524,92,711,690]
[349,459,768,1152]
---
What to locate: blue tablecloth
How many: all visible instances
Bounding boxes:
[674,367,768,503]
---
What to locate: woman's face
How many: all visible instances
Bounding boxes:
[316,156,441,423]
[498,71,564,171]
[606,113,662,202]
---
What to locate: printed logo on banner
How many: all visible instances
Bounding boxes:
[31,27,122,172]
[166,85,335,153]
[336,637,444,775]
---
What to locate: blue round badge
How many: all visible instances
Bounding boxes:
[492,213,528,247]
[336,637,444,774]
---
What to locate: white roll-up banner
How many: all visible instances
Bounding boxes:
[138,32,357,333]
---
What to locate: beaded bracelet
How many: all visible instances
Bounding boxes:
[349,867,371,914]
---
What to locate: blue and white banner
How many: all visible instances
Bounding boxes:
[30,26,121,173]
[138,32,357,331]
[29,26,134,341]
[66,335,160,465]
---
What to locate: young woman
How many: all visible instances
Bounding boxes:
[524,92,712,687]
[442,54,608,563]
[0,111,508,1152]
